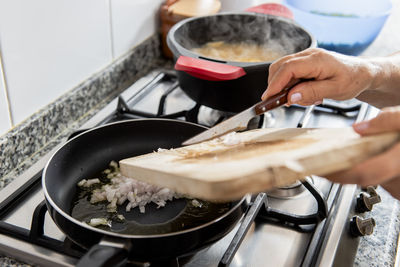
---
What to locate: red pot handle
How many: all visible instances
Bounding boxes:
[175,56,246,81]
[245,3,293,20]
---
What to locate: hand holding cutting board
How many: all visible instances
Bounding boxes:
[326,107,400,200]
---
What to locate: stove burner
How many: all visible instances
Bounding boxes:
[259,178,327,226]
[267,178,314,199]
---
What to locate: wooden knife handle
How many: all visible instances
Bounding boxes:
[254,87,290,115]
[254,79,309,115]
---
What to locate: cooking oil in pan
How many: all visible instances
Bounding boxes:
[71,162,231,235]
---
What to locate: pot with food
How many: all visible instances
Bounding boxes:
[167,3,316,112]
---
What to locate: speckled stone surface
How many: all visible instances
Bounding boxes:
[0,257,31,267]
[0,34,162,190]
[354,188,400,267]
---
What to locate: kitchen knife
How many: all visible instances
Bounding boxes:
[182,86,292,146]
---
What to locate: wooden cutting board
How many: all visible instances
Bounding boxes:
[120,128,399,202]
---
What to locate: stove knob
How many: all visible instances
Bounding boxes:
[361,185,378,191]
[350,216,376,237]
[356,186,381,212]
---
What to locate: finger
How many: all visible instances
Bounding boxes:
[262,55,322,100]
[353,106,400,135]
[268,55,296,84]
[268,49,316,83]
[325,143,400,186]
[286,80,338,105]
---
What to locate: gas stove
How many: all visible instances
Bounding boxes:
[0,70,382,266]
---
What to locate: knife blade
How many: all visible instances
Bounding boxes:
[182,86,292,146]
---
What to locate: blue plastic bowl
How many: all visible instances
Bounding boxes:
[282,0,392,55]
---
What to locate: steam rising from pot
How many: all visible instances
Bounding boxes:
[173,13,312,62]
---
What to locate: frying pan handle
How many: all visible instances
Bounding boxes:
[76,243,128,267]
[245,3,294,20]
[175,56,246,81]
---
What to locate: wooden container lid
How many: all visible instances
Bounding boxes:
[160,0,221,58]
[168,0,221,17]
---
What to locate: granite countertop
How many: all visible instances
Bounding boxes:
[354,188,400,267]
[1,1,400,266]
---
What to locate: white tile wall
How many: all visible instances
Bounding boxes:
[0,0,164,133]
[0,0,113,125]
[0,52,12,136]
[110,0,164,59]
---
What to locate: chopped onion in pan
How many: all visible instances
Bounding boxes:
[87,218,111,227]
[82,161,180,214]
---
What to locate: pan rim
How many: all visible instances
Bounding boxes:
[42,118,248,239]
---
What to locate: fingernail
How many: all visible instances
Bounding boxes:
[353,121,370,132]
[314,100,322,105]
[290,93,302,103]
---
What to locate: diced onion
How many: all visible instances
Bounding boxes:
[82,161,181,214]
[88,218,111,227]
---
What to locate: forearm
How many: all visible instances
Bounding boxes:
[357,52,400,108]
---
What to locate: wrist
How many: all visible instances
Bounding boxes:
[366,54,400,92]
[361,58,387,93]
[355,56,400,108]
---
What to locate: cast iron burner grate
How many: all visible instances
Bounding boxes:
[0,70,369,266]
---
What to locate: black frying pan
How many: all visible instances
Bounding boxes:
[42,119,248,266]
